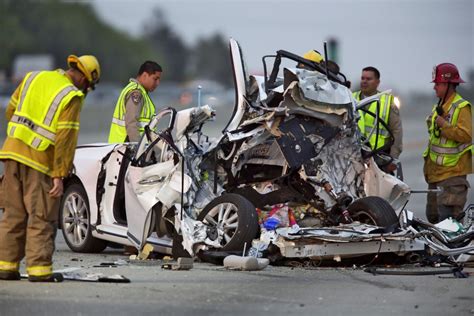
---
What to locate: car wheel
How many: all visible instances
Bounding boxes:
[197,193,259,251]
[60,182,108,253]
[347,196,399,227]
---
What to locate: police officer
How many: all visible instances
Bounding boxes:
[108,61,162,143]
[424,63,472,223]
[353,66,403,172]
[0,55,100,281]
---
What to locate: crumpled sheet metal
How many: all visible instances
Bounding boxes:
[178,214,222,256]
[253,221,474,261]
[285,68,354,108]
[252,224,426,259]
[317,135,365,196]
[275,223,416,242]
[363,158,410,212]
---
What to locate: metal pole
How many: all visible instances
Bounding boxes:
[323,41,329,77]
[197,85,202,107]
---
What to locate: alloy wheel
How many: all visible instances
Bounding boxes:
[62,192,89,247]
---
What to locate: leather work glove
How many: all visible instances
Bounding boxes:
[383,162,397,173]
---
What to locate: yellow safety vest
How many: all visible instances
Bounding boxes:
[6,70,83,151]
[108,80,155,143]
[423,93,472,167]
[353,91,392,150]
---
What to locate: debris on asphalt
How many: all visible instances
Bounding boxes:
[93,262,118,268]
[129,257,162,266]
[61,272,130,283]
[174,257,193,270]
[223,255,270,271]
[161,257,194,270]
[364,265,468,278]
[114,259,129,266]
[137,243,154,260]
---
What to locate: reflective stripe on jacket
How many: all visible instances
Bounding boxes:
[108,80,155,143]
[423,93,472,166]
[353,91,392,150]
[6,70,83,151]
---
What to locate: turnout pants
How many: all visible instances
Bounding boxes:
[425,175,470,224]
[0,160,59,277]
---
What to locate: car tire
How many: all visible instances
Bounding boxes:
[347,196,399,227]
[59,182,108,253]
[197,193,259,252]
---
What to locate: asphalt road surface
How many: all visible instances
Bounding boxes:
[0,233,473,316]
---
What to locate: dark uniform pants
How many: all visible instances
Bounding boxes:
[426,175,470,223]
[0,160,59,276]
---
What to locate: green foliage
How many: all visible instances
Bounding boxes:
[0,0,154,82]
[144,9,188,82]
[192,33,233,88]
[0,0,232,87]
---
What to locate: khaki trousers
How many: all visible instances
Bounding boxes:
[0,160,59,269]
[426,175,470,223]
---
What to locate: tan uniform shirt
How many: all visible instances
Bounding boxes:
[124,79,145,142]
[1,72,81,178]
[388,102,403,159]
[423,93,472,183]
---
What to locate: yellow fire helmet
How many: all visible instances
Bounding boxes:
[67,55,101,88]
[303,50,323,64]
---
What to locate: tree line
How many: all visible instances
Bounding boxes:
[0,0,233,87]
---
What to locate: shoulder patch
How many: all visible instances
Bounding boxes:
[391,104,400,114]
[130,91,142,105]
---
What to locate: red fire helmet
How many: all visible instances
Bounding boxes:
[432,63,465,83]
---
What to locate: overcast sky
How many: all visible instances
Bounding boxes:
[90,0,473,94]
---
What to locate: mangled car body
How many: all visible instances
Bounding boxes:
[59,39,474,264]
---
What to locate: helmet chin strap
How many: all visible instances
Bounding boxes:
[437,82,450,114]
[434,81,450,137]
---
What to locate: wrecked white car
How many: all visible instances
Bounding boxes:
[202,45,410,230]
[59,104,258,256]
[59,39,474,264]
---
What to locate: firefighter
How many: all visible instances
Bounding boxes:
[353,66,403,172]
[0,55,100,282]
[424,63,472,223]
[108,61,162,143]
[299,50,339,73]
[301,50,323,65]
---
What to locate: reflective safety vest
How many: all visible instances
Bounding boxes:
[108,80,155,143]
[6,70,83,151]
[353,91,392,150]
[423,93,472,167]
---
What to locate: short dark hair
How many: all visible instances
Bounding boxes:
[362,66,380,79]
[138,61,162,76]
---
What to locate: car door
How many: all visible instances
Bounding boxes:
[222,38,250,133]
[124,110,179,250]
